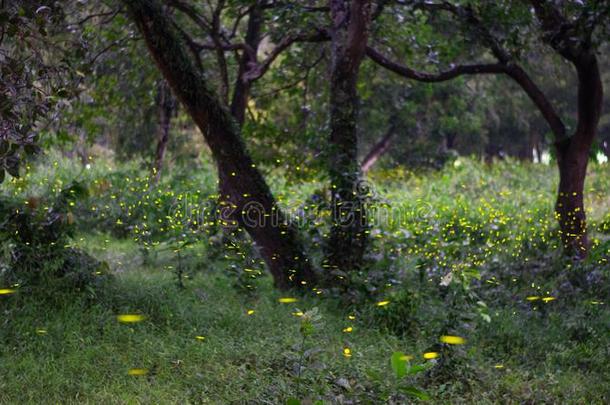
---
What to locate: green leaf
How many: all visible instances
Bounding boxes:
[399,386,431,401]
[406,363,430,375]
[391,351,408,378]
[286,398,301,405]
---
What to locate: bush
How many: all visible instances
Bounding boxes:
[0,182,109,294]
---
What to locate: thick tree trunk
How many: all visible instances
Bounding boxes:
[554,141,589,257]
[152,80,175,183]
[326,0,371,276]
[361,123,395,173]
[553,53,603,258]
[124,0,316,289]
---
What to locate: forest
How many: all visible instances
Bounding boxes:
[1,0,609,403]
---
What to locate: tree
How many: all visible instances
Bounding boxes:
[366,0,608,258]
[151,80,176,183]
[361,119,396,173]
[325,0,372,276]
[0,1,83,182]
[122,0,317,289]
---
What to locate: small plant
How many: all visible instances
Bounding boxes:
[286,307,325,405]
[389,351,431,400]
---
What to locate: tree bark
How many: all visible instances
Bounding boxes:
[326,0,371,276]
[124,0,316,289]
[554,53,603,258]
[152,80,175,183]
[361,123,395,173]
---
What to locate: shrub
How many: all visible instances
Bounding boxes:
[0,182,109,294]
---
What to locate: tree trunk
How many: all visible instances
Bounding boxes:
[602,138,609,158]
[555,141,589,257]
[152,80,175,183]
[553,52,603,258]
[124,0,317,289]
[532,131,543,163]
[326,0,371,276]
[361,123,395,173]
[445,132,457,150]
[230,6,262,127]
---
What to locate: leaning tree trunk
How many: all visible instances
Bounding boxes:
[325,0,371,277]
[124,0,316,289]
[553,52,603,258]
[361,122,395,173]
[152,80,175,183]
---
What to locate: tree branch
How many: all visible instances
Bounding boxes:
[392,0,568,140]
[242,29,330,82]
[366,46,507,81]
[167,0,212,32]
[366,46,567,140]
[210,0,230,102]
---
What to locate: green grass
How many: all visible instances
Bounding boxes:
[0,240,403,403]
[1,156,610,403]
[1,237,609,404]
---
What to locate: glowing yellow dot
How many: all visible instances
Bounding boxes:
[343,347,352,357]
[342,326,353,333]
[128,368,148,376]
[195,336,206,341]
[376,300,390,307]
[247,310,255,315]
[0,288,16,295]
[440,335,466,345]
[117,314,146,323]
[278,297,298,303]
[423,352,439,359]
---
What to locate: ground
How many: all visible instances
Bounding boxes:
[1,158,609,404]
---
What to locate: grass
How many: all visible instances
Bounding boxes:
[0,237,404,403]
[1,156,609,403]
[1,237,609,404]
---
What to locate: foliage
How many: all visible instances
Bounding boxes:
[1,236,609,402]
[1,0,609,401]
[0,180,109,295]
[0,1,85,182]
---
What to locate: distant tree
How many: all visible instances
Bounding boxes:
[361,119,396,173]
[152,80,176,183]
[367,0,608,258]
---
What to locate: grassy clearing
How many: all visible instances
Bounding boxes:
[1,158,609,403]
[1,237,609,404]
